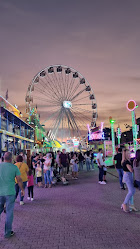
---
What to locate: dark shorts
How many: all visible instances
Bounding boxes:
[62,163,67,168]
[37,177,42,183]
[104,171,107,176]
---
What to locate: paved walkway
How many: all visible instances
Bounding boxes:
[0,167,140,249]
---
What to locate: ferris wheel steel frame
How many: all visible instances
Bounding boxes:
[25,65,97,141]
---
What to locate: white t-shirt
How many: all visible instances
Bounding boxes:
[70,159,75,171]
[44,158,52,171]
[97,153,104,166]
[56,154,60,164]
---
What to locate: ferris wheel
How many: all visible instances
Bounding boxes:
[25,65,97,141]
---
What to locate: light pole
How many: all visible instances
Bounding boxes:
[116,127,121,148]
[126,100,138,208]
[109,117,116,156]
[126,100,138,153]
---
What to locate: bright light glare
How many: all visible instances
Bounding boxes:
[63,101,72,108]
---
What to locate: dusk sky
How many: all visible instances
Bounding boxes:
[0,0,140,132]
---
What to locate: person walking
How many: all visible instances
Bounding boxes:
[121,149,137,212]
[27,169,34,201]
[43,153,52,188]
[56,150,61,174]
[85,151,91,171]
[133,149,140,189]
[97,148,106,184]
[0,152,24,238]
[36,161,42,187]
[90,149,95,170]
[15,155,29,205]
[59,149,68,184]
[78,152,84,171]
[113,148,125,189]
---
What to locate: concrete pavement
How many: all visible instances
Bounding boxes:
[0,167,140,249]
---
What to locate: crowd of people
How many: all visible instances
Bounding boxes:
[0,148,96,238]
[0,146,140,238]
[30,148,95,187]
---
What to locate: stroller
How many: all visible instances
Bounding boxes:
[52,168,68,185]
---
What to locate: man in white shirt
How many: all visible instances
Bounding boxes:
[97,148,106,185]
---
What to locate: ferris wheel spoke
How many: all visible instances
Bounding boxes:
[59,72,67,101]
[34,84,60,103]
[72,106,92,113]
[54,113,63,138]
[43,108,61,124]
[68,82,81,100]
[52,109,63,137]
[59,72,67,100]
[40,76,61,102]
[40,74,61,102]
[71,114,89,131]
[33,95,60,106]
[56,72,65,100]
[73,103,92,106]
[45,73,63,101]
[68,109,81,136]
[72,109,92,125]
[33,91,59,105]
[72,94,90,103]
[70,88,86,101]
[67,115,72,137]
[67,78,75,100]
[36,87,58,103]
[73,115,88,130]
[48,109,62,136]
[64,109,76,132]
[64,74,69,100]
[37,76,58,98]
[72,107,92,120]
[52,72,64,101]
[72,106,94,117]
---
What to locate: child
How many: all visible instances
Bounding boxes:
[70,154,77,179]
[27,169,34,201]
[36,161,42,187]
[43,153,52,188]
[70,154,75,179]
[73,159,79,179]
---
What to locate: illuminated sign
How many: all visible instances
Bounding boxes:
[72,138,79,147]
[88,121,104,141]
[88,132,105,141]
[126,100,137,112]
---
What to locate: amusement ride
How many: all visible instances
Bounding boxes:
[25,65,97,142]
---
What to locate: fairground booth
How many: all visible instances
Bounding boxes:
[0,96,34,155]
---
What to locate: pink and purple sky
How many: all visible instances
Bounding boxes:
[0,0,140,131]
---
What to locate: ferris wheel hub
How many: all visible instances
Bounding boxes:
[63,101,72,109]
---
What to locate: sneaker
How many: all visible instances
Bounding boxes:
[98,181,101,184]
[27,197,30,200]
[31,198,34,201]
[63,181,68,185]
[100,181,106,185]
[20,201,24,205]
[4,231,15,238]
